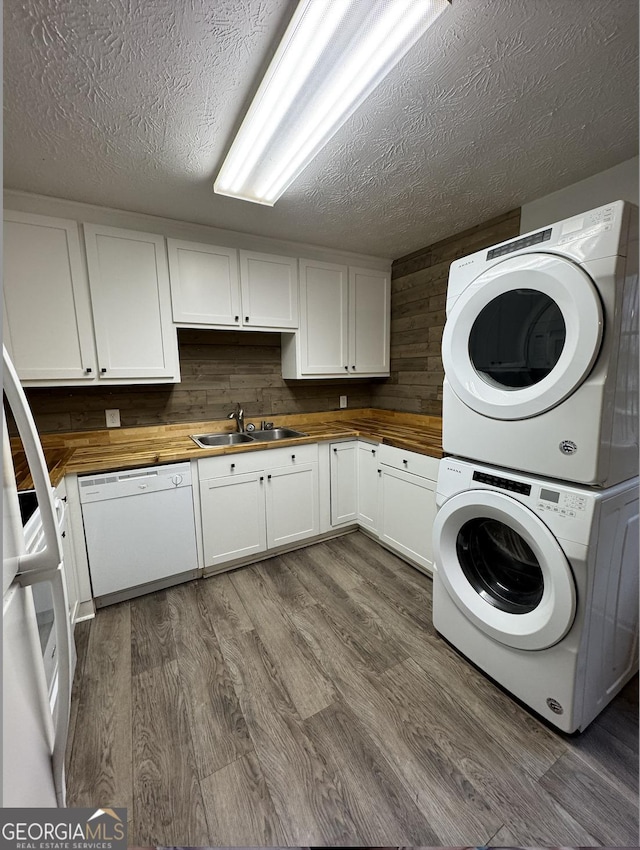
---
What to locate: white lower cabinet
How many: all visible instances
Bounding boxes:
[377,444,439,574]
[200,472,267,565]
[266,464,319,547]
[357,442,380,532]
[330,441,358,526]
[199,445,319,568]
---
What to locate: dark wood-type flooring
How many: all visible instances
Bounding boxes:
[66,531,639,846]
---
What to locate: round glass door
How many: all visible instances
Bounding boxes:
[468,289,566,389]
[441,253,603,420]
[456,518,544,614]
[433,490,576,650]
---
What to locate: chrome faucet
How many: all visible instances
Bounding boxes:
[227,403,245,433]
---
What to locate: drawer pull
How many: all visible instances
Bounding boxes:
[100,367,107,374]
[230,463,235,470]
[333,448,337,453]
[260,476,264,482]
[403,459,408,465]
[371,449,376,455]
[245,316,249,322]
[85,367,92,374]
[344,365,348,371]
[377,469,381,475]
[291,454,296,460]
[268,474,272,480]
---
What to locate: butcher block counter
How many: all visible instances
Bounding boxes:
[12,408,443,489]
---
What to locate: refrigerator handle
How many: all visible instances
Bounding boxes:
[18,564,72,806]
[3,346,63,575]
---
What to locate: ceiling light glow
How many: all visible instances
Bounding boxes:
[214,0,450,205]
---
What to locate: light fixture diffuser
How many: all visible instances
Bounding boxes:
[214,0,450,205]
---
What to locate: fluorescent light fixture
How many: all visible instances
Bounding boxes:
[214,0,450,205]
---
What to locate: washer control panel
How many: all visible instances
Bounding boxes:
[536,487,586,517]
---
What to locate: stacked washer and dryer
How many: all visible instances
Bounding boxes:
[432,200,639,733]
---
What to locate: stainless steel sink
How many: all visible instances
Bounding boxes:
[251,427,307,441]
[191,432,256,448]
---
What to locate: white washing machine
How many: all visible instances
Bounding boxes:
[441,200,638,487]
[431,457,638,733]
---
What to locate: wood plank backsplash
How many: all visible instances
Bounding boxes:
[371,208,521,416]
[24,330,378,433]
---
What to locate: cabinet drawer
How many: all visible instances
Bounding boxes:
[378,444,439,481]
[198,442,318,479]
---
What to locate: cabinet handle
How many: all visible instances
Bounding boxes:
[291,454,296,461]
[371,449,376,455]
[260,476,264,482]
[403,459,408,465]
[61,531,66,538]
[230,463,235,470]
[333,448,337,453]
[85,367,92,374]
[100,368,107,374]
[344,365,348,371]
[245,316,249,322]
[377,469,381,475]
[235,315,239,321]
[351,365,356,370]
[268,474,272,480]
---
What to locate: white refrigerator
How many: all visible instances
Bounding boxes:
[3,344,74,806]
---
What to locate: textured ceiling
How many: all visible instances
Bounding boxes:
[4,0,638,258]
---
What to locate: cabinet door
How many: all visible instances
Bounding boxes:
[330,441,358,526]
[3,211,96,382]
[83,224,179,380]
[299,259,349,374]
[378,466,436,574]
[265,463,319,548]
[239,250,298,329]
[200,473,267,566]
[357,442,380,532]
[348,267,390,376]
[168,239,240,326]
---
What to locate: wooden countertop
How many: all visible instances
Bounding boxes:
[12,408,443,489]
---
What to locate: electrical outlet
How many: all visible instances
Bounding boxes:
[105,408,121,428]
[339,395,347,408]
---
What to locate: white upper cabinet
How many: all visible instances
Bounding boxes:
[282,262,390,379]
[166,243,298,331]
[3,211,97,382]
[83,224,179,381]
[3,212,180,385]
[239,250,298,329]
[348,267,390,375]
[168,239,241,327]
[299,259,350,375]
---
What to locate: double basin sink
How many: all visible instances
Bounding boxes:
[191,427,307,449]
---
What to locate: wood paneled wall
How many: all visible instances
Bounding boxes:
[25,330,376,433]
[371,209,521,416]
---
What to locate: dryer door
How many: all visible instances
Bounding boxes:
[433,490,576,650]
[442,253,603,420]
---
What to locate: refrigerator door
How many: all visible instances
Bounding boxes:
[3,345,72,806]
[3,584,57,806]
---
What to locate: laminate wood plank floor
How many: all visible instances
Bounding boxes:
[66,531,639,846]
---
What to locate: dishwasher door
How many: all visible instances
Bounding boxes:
[79,463,198,599]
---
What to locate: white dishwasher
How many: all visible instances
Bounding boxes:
[79,462,198,605]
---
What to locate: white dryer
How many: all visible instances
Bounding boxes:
[441,200,638,487]
[431,457,638,733]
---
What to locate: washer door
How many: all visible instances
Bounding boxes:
[433,490,576,650]
[442,253,603,420]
